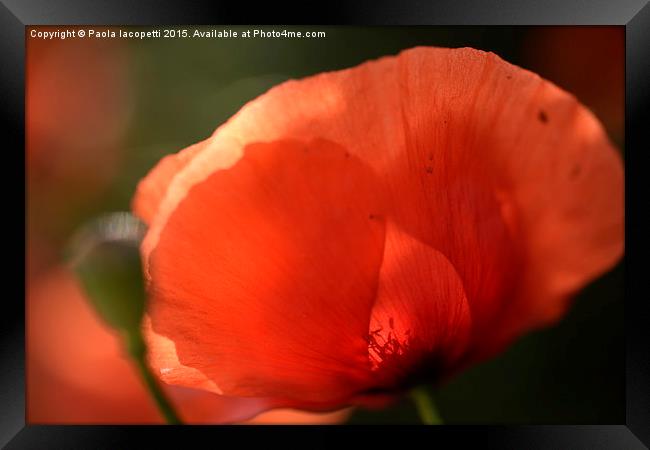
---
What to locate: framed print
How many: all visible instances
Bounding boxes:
[2,0,649,448]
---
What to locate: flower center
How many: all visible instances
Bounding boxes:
[367,321,411,371]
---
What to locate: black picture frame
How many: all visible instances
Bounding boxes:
[3,0,649,448]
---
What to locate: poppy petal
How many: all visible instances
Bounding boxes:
[132,139,209,225]
[367,223,472,388]
[385,48,623,356]
[142,315,221,394]
[146,315,361,419]
[167,385,283,424]
[147,138,386,403]
[242,407,351,424]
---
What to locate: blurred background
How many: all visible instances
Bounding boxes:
[26,26,624,424]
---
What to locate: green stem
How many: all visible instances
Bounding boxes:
[127,333,183,424]
[410,386,443,425]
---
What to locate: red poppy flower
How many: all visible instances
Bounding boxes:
[27,266,350,424]
[132,47,623,418]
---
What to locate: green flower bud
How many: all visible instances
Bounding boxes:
[67,212,147,336]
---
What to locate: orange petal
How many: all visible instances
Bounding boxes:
[367,223,472,388]
[383,48,623,355]
[242,407,352,425]
[167,385,283,424]
[142,315,221,394]
[132,139,209,225]
[147,139,386,403]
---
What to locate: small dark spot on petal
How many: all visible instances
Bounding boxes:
[506,74,512,80]
[425,166,433,174]
[369,213,376,220]
[428,153,434,161]
[538,110,548,123]
[570,165,582,179]
[344,151,350,158]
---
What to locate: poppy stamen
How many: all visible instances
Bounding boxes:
[367,319,412,372]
